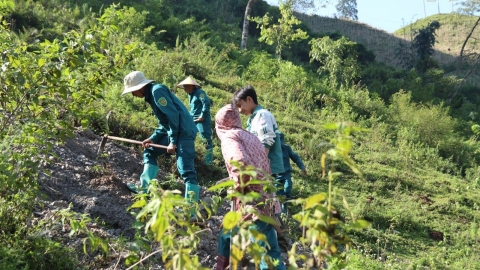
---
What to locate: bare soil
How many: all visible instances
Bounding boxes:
[37,128,308,269]
[37,128,225,269]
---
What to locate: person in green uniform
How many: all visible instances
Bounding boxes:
[177,76,213,165]
[276,132,307,214]
[276,132,306,199]
[121,71,200,206]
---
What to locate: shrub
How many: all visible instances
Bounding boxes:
[243,51,279,81]
[0,11,125,268]
[386,91,479,171]
[272,61,316,110]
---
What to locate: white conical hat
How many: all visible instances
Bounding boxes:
[176,76,200,89]
[121,71,154,96]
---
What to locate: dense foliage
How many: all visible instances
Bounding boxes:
[1,0,480,269]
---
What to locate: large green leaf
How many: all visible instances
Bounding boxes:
[304,193,327,209]
[223,211,241,230]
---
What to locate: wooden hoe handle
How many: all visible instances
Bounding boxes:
[106,135,169,149]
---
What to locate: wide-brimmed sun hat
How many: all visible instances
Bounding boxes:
[176,76,200,89]
[121,71,154,96]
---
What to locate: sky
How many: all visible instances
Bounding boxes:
[265,0,467,33]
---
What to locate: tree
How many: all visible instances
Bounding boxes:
[290,0,329,12]
[457,0,480,15]
[393,41,416,70]
[252,1,309,59]
[241,0,326,50]
[309,36,360,87]
[450,0,480,100]
[335,0,358,21]
[412,20,440,72]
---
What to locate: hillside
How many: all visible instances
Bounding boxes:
[2,1,480,269]
[296,13,410,67]
[395,14,480,73]
[298,13,480,83]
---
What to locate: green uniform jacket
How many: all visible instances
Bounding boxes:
[281,144,305,175]
[188,88,211,121]
[145,83,197,145]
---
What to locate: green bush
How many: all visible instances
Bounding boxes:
[388,92,452,147]
[335,86,387,121]
[0,234,78,270]
[243,51,279,81]
[272,61,316,110]
[385,91,479,171]
[0,10,126,267]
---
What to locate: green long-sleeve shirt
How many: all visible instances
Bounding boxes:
[188,88,211,120]
[281,143,305,174]
[144,84,197,145]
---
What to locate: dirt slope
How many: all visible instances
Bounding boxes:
[36,128,310,269]
[37,128,225,269]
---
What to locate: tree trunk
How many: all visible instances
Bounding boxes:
[241,0,257,50]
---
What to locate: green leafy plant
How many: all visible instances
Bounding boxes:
[252,0,308,60]
[473,124,480,135]
[59,206,109,255]
[309,36,360,88]
[207,162,286,269]
[0,7,129,268]
[127,181,221,269]
[284,122,369,269]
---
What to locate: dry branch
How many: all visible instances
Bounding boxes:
[451,16,480,101]
[456,16,480,70]
[451,53,480,101]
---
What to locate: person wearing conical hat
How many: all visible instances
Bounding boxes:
[177,76,213,165]
[121,71,200,211]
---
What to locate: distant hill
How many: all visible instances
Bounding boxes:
[296,13,409,68]
[394,14,480,67]
[297,12,480,83]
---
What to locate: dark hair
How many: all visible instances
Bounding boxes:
[232,85,258,105]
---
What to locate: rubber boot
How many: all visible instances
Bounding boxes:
[126,183,141,194]
[127,164,159,194]
[185,183,200,217]
[140,164,159,189]
[185,183,200,202]
[205,148,213,165]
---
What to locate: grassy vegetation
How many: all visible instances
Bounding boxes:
[1,0,480,269]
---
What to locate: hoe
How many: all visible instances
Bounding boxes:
[97,134,168,157]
